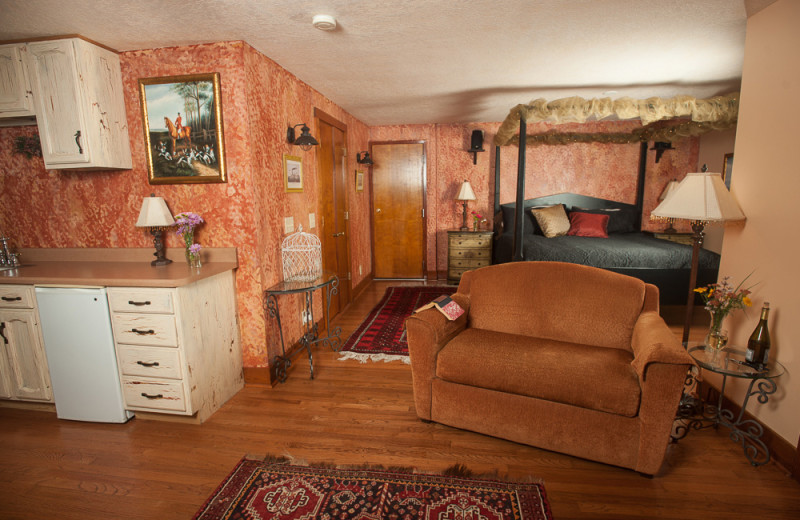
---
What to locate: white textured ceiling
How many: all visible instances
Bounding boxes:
[0,0,766,125]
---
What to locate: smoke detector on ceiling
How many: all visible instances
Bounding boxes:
[312,14,337,31]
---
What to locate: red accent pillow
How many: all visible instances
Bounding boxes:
[568,212,609,238]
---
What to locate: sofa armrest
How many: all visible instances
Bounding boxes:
[405,293,469,419]
[631,311,694,381]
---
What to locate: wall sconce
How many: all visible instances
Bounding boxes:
[286,123,319,151]
[650,141,674,163]
[356,152,373,165]
[136,194,175,266]
[468,129,485,164]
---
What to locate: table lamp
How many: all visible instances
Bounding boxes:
[658,179,681,233]
[455,180,476,231]
[650,166,745,344]
[136,194,175,266]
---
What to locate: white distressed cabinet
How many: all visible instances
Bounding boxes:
[107,271,243,423]
[24,38,132,170]
[0,44,36,120]
[0,285,53,402]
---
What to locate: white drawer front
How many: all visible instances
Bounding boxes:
[117,345,182,379]
[122,378,186,411]
[108,288,174,314]
[112,313,178,347]
[1,285,35,309]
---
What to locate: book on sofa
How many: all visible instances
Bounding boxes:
[414,295,464,321]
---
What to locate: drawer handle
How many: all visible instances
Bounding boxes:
[136,361,160,367]
[128,300,151,306]
[141,392,163,400]
[1,296,22,302]
[131,328,155,335]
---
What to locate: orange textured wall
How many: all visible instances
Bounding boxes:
[0,41,369,373]
[371,121,699,276]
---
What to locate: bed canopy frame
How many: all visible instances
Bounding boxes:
[491,93,740,261]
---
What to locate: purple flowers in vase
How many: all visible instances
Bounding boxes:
[174,212,204,267]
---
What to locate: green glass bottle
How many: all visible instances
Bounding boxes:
[745,302,770,369]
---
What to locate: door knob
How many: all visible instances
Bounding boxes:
[332,232,344,237]
[376,208,381,213]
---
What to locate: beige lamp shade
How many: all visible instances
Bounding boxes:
[651,171,745,224]
[658,180,681,201]
[455,180,476,201]
[135,195,175,228]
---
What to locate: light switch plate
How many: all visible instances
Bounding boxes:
[284,216,294,234]
[308,213,316,229]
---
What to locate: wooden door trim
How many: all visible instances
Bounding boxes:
[314,108,347,132]
[368,140,428,279]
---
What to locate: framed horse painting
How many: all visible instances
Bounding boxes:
[139,73,226,184]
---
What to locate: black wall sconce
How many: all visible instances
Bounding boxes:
[468,129,485,164]
[356,152,373,165]
[650,141,674,163]
[286,123,319,151]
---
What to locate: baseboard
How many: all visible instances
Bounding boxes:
[699,381,799,481]
[351,275,373,301]
[243,366,271,386]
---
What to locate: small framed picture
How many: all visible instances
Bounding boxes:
[722,153,733,190]
[355,170,364,192]
[284,154,303,192]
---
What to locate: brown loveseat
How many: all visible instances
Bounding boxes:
[406,261,693,475]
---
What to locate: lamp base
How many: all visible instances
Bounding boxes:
[149,228,172,267]
[460,201,469,231]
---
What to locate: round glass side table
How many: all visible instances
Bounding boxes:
[672,345,784,466]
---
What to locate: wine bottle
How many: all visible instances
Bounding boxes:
[745,302,770,369]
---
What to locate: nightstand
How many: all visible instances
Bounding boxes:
[653,232,694,246]
[447,230,493,284]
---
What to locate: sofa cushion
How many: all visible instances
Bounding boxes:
[436,328,641,417]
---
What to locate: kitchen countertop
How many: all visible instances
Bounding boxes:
[0,248,238,288]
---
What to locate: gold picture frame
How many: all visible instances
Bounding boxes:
[722,153,733,189]
[284,154,303,192]
[139,73,226,184]
[355,170,364,192]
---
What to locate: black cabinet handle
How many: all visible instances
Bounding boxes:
[136,361,160,367]
[128,300,151,306]
[1,296,22,302]
[140,392,163,400]
[74,130,83,154]
[131,328,155,335]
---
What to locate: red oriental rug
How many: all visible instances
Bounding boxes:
[193,457,553,520]
[338,286,456,364]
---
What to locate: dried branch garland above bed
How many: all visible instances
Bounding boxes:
[494,93,739,147]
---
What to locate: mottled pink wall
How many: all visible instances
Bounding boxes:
[371,120,700,276]
[0,41,370,373]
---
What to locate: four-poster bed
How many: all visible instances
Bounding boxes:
[490,94,739,304]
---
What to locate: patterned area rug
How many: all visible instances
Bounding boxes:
[193,457,553,520]
[338,286,456,364]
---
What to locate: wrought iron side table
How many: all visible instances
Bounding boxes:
[264,273,342,383]
[672,345,784,466]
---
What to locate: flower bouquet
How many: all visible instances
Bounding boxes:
[174,212,204,267]
[694,275,753,350]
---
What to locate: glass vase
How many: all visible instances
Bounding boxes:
[704,310,728,352]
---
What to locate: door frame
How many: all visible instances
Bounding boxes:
[314,108,352,312]
[368,140,428,279]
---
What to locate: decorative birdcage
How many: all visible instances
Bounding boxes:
[281,225,322,282]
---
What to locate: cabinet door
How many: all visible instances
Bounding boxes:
[25,40,89,165]
[0,309,52,401]
[0,44,35,117]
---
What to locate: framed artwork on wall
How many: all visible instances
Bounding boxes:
[355,170,364,192]
[722,153,733,190]
[139,73,226,185]
[284,154,303,192]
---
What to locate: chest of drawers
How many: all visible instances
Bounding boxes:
[447,230,493,284]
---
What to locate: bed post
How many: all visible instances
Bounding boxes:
[512,118,527,261]
[635,141,648,230]
[493,145,501,216]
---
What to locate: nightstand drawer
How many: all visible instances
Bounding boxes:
[449,235,491,248]
[112,313,178,347]
[449,258,490,269]
[108,288,175,314]
[450,248,491,259]
[117,345,182,379]
[122,378,186,411]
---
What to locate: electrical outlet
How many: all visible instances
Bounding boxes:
[284,216,294,234]
[308,213,316,229]
[359,265,362,276]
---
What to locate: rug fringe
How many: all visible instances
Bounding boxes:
[337,351,411,364]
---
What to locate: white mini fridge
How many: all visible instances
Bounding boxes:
[35,287,133,423]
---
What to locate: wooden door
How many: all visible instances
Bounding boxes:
[372,143,425,279]
[317,116,351,318]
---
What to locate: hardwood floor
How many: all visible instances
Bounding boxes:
[1,280,799,519]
